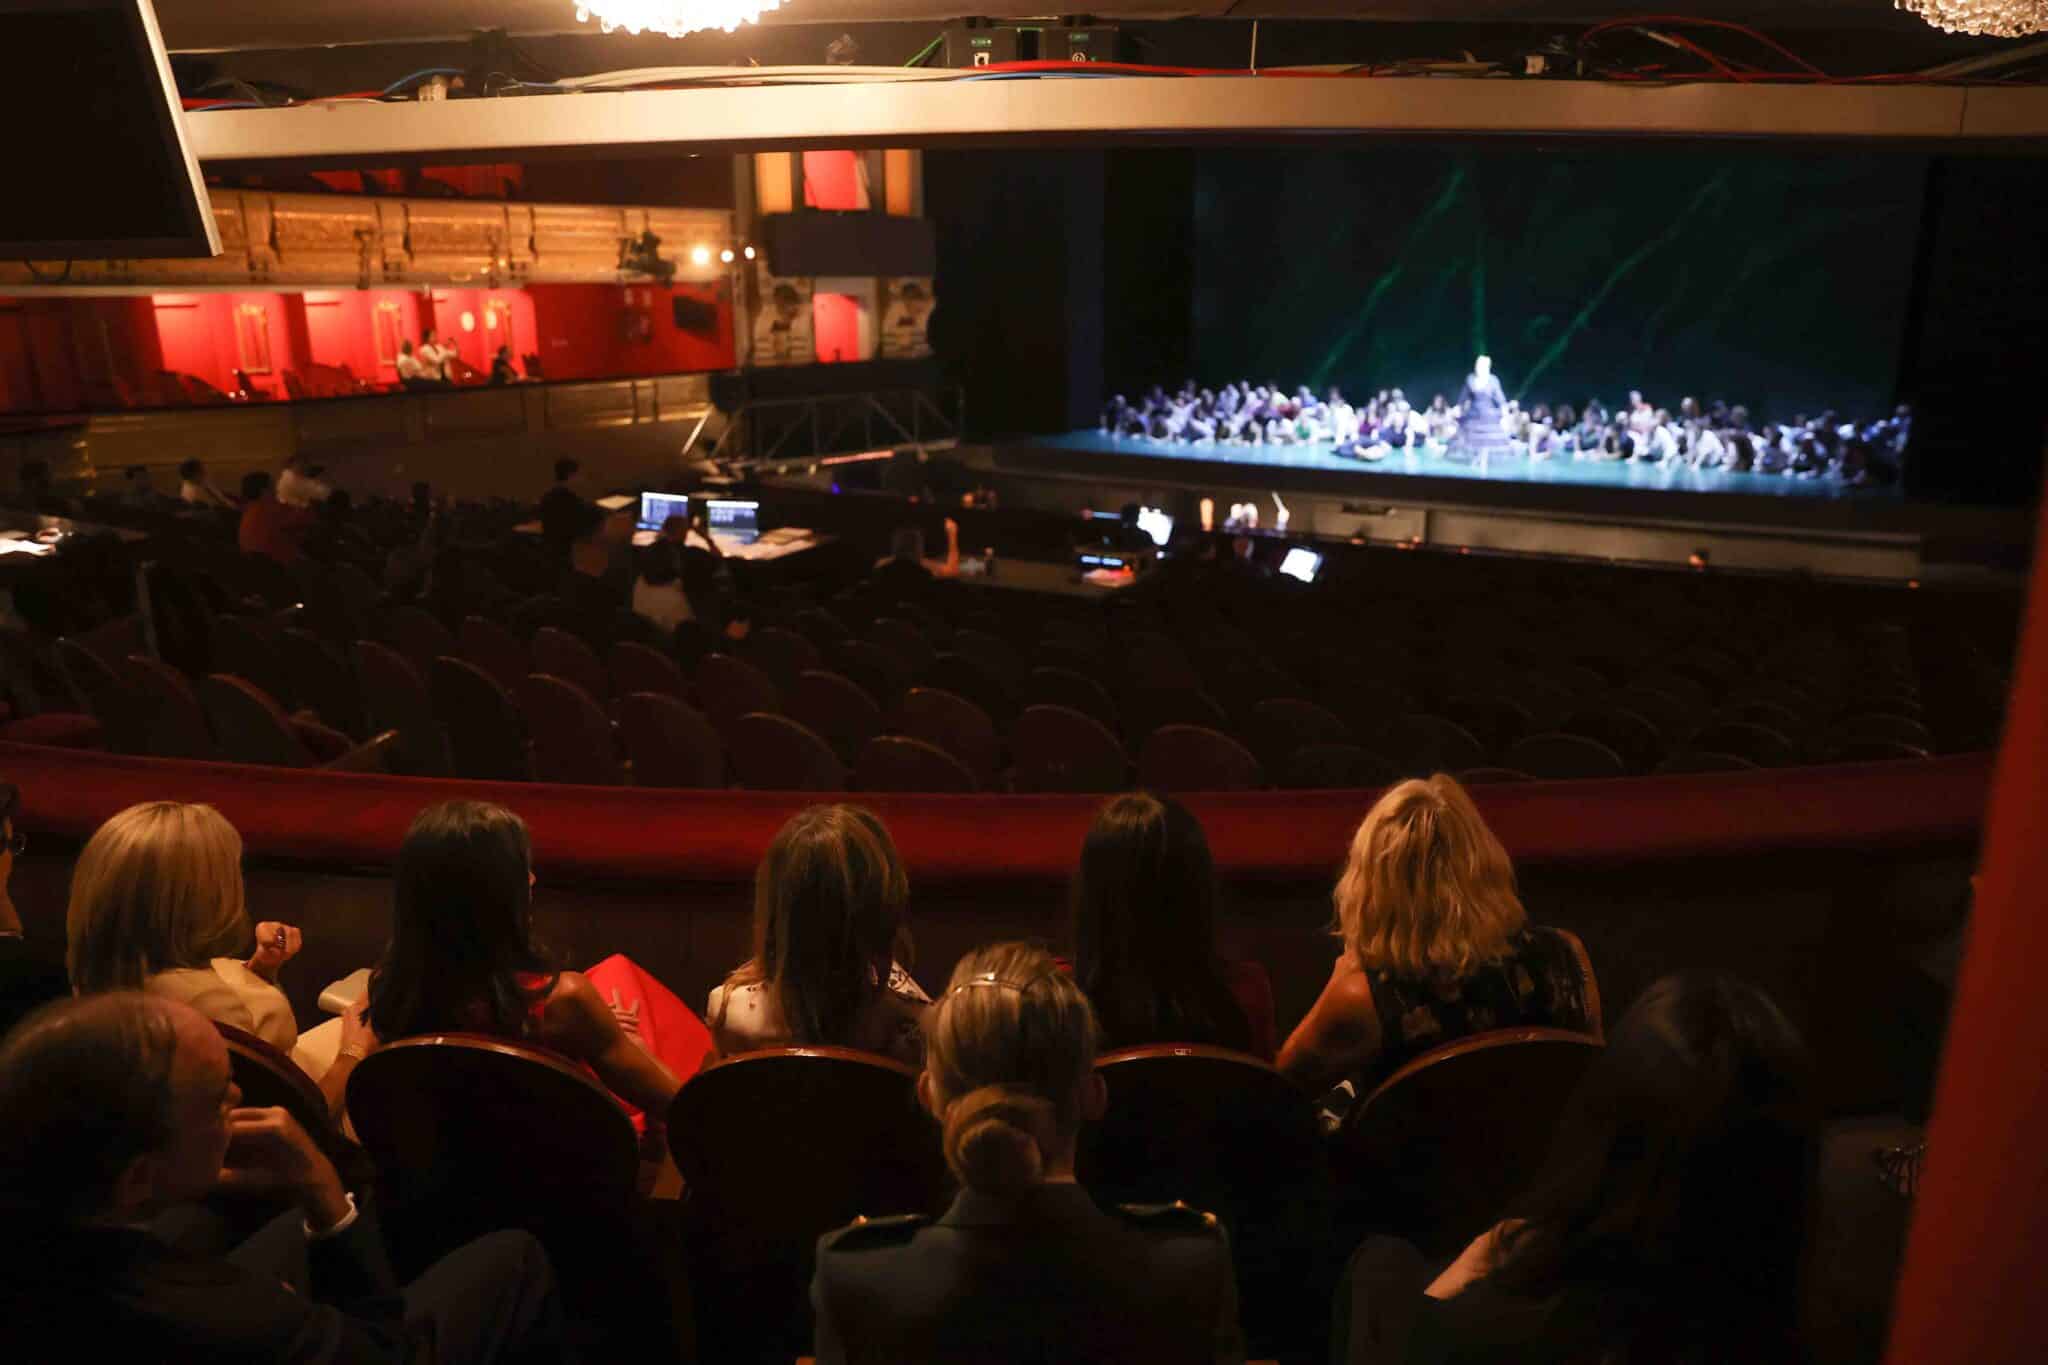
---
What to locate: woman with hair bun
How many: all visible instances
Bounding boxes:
[812,941,1245,1364]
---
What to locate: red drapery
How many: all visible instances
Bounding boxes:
[1885,496,2048,1365]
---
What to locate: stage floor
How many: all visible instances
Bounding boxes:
[1033,431,1896,502]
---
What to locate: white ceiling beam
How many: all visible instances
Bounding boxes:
[184,78,2048,166]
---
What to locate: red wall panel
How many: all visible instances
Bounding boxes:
[527,282,734,381]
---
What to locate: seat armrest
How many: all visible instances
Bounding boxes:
[322,729,401,773]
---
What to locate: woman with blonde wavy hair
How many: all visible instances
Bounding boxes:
[66,801,375,1116]
[1277,775,1596,1109]
[811,941,1244,1364]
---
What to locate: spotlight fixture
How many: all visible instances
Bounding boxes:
[690,245,712,266]
[574,0,781,39]
[743,245,757,261]
[719,248,735,264]
[1895,0,2046,35]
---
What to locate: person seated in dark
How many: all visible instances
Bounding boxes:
[871,518,959,598]
[537,458,588,563]
[300,489,380,571]
[1277,775,1597,1126]
[0,991,569,1363]
[14,460,76,519]
[557,508,626,649]
[177,458,236,510]
[812,941,1245,1364]
[489,346,520,386]
[235,471,315,566]
[118,465,163,511]
[0,784,65,1040]
[1335,973,1815,1365]
[1069,792,1273,1058]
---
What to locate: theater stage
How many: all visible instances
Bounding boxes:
[986,430,1943,580]
[1026,430,1894,502]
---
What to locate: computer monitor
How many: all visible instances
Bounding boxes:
[637,491,691,532]
[1279,547,1324,584]
[1136,507,1175,547]
[704,498,761,544]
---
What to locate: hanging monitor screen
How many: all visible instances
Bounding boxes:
[0,0,218,259]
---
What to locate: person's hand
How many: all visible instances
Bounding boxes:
[609,988,649,1051]
[338,998,379,1062]
[247,922,301,980]
[217,1106,352,1231]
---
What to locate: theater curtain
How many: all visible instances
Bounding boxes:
[1886,494,2048,1365]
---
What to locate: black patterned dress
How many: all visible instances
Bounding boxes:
[1317,926,1594,1131]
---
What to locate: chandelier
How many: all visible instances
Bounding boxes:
[574,0,782,39]
[1895,0,2048,36]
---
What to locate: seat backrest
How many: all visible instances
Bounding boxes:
[1121,685,1230,746]
[429,655,529,781]
[1457,765,1537,785]
[459,615,531,695]
[894,686,1000,788]
[55,637,149,753]
[667,1047,947,1263]
[1380,713,1488,775]
[1023,665,1119,730]
[1561,706,1665,773]
[741,626,824,692]
[216,1020,345,1159]
[608,639,689,700]
[530,627,611,703]
[855,734,978,793]
[278,627,367,739]
[348,1033,640,1215]
[1826,738,1933,764]
[199,674,316,768]
[785,669,883,763]
[1337,1028,1605,1256]
[696,652,781,728]
[616,692,726,789]
[1503,732,1627,780]
[828,639,912,711]
[1010,704,1128,793]
[207,614,297,711]
[1247,697,1352,775]
[1827,711,1935,752]
[923,652,1019,726]
[516,674,625,786]
[1138,724,1263,793]
[865,616,934,673]
[790,607,851,651]
[1654,748,1758,774]
[123,655,219,760]
[351,639,452,776]
[382,605,458,678]
[1690,719,1797,768]
[728,713,846,792]
[1280,743,1401,790]
[1079,1044,1333,1357]
[949,627,1025,681]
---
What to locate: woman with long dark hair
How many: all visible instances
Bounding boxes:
[366,800,709,1125]
[1338,972,1817,1364]
[1070,792,1271,1057]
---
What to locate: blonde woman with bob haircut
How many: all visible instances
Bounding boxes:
[66,801,374,1116]
[811,941,1245,1364]
[1277,775,1597,1106]
[709,804,930,1064]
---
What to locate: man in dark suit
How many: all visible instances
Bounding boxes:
[0,992,569,1363]
[813,1188,1243,1364]
[537,458,589,564]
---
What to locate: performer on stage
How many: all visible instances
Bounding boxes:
[1455,354,1510,459]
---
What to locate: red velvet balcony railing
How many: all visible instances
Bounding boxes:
[2,741,1991,885]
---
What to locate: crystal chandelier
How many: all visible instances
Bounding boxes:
[1895,0,2048,37]
[575,0,782,39]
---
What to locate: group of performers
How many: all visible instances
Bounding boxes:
[1100,354,1911,485]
